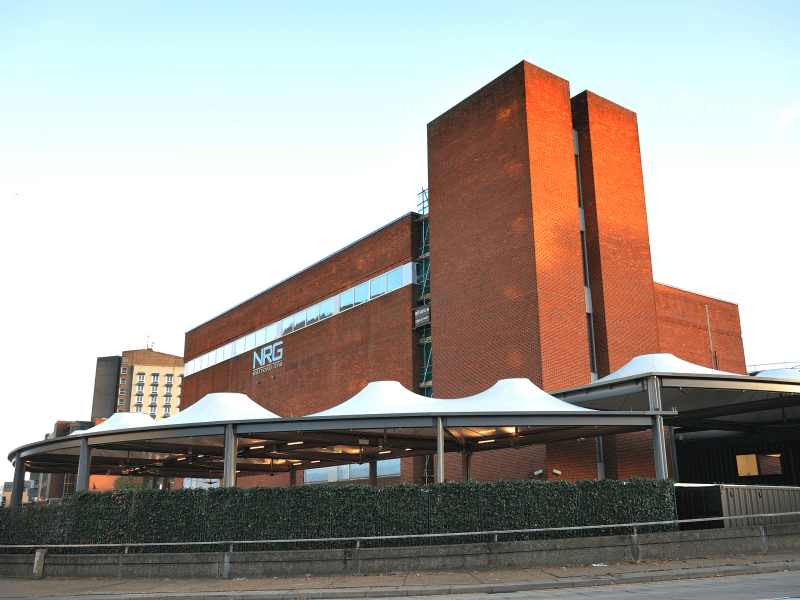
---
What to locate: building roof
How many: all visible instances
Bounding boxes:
[598,353,735,382]
[309,379,593,417]
[69,412,156,435]
[756,368,800,380]
[155,392,280,426]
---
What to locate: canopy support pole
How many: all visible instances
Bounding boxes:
[76,437,92,492]
[10,452,26,507]
[369,461,377,486]
[461,448,471,482]
[436,417,444,483]
[648,376,669,480]
[289,470,297,487]
[222,424,237,488]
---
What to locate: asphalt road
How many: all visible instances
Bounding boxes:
[432,570,800,600]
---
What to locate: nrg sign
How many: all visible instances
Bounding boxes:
[252,341,283,375]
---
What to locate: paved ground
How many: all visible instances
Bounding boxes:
[1,552,798,599]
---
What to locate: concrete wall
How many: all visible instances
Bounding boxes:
[91,356,121,421]
[4,523,798,580]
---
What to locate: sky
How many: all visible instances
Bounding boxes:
[1,0,798,484]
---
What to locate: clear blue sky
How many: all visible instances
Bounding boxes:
[1,1,798,482]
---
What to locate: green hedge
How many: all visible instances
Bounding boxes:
[0,478,675,553]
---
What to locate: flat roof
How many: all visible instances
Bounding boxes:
[186,212,417,334]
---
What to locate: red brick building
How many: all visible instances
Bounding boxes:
[182,61,746,487]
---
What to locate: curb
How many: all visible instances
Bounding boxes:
[7,561,800,600]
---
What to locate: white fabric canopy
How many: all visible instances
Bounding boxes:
[156,392,279,426]
[308,378,593,417]
[756,368,800,380]
[599,353,736,382]
[70,412,156,435]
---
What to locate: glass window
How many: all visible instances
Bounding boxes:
[282,317,294,336]
[119,388,126,395]
[135,406,142,413]
[235,337,246,356]
[166,375,172,383]
[304,467,328,483]
[387,267,403,293]
[223,343,232,361]
[200,354,209,369]
[245,332,256,351]
[215,347,225,364]
[265,323,277,343]
[121,368,128,374]
[377,458,401,476]
[370,275,386,299]
[354,282,369,305]
[349,463,369,479]
[319,298,333,319]
[208,351,218,367]
[118,398,124,405]
[294,310,306,330]
[255,327,266,347]
[340,289,354,311]
[306,304,319,325]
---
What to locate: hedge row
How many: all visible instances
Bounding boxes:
[0,479,676,553]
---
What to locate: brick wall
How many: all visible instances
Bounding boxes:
[184,213,418,362]
[428,60,590,397]
[183,285,419,417]
[572,92,660,377]
[654,283,746,374]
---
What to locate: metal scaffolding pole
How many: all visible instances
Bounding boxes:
[222,424,238,488]
[436,417,444,483]
[76,437,92,492]
[648,376,669,480]
[9,453,26,508]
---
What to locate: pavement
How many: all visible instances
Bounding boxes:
[1,552,799,599]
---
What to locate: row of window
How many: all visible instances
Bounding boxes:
[129,405,176,418]
[304,459,401,484]
[185,263,413,377]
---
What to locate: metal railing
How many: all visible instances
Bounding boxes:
[2,511,798,552]
[747,360,800,374]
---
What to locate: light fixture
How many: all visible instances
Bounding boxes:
[310,460,320,464]
[478,439,495,444]
[533,469,544,477]
[250,445,265,450]
[176,457,186,461]
[287,441,304,446]
[379,450,391,455]
[405,448,412,451]
[552,469,562,476]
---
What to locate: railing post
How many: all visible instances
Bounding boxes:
[76,437,92,492]
[436,417,444,483]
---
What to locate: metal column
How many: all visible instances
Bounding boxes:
[436,417,445,483]
[9,452,26,507]
[369,461,378,486]
[222,424,238,488]
[76,437,92,492]
[461,448,471,481]
[289,470,297,487]
[648,376,669,480]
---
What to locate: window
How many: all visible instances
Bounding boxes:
[215,347,225,364]
[119,388,126,395]
[121,357,129,364]
[151,374,159,384]
[166,374,173,384]
[354,282,369,306]
[265,323,277,343]
[255,327,266,347]
[163,409,170,417]
[282,317,293,336]
[120,378,127,384]
[138,374,145,383]
[137,384,144,393]
[149,405,157,414]
[340,289,354,311]
[117,409,123,413]
[134,405,142,413]
[121,368,128,374]
[118,398,124,405]
[235,337,246,356]
[387,267,403,293]
[151,385,158,394]
[319,298,334,319]
[306,304,319,325]
[245,332,256,351]
[222,343,232,361]
[370,275,385,299]
[164,397,171,405]
[293,310,306,330]
[736,454,782,476]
